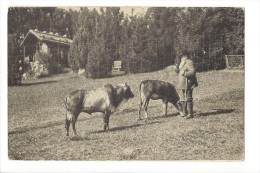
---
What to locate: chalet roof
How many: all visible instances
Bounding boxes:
[20,29,73,46]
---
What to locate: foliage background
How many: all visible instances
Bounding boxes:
[8,7,244,78]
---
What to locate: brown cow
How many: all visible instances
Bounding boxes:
[64,83,134,136]
[138,80,182,120]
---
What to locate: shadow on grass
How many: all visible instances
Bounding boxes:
[89,124,142,134]
[8,118,89,135]
[22,80,58,86]
[110,124,143,132]
[68,124,144,141]
[142,109,235,120]
[68,122,162,140]
[146,112,180,120]
[89,120,162,135]
[120,108,138,114]
[165,112,180,118]
[69,135,99,141]
[196,109,235,117]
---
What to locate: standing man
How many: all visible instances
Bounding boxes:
[175,50,198,119]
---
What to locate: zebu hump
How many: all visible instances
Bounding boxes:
[65,90,85,110]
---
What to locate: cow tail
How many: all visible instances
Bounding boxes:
[64,97,69,122]
[64,97,70,135]
[139,82,143,107]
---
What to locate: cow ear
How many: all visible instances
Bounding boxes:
[124,82,128,86]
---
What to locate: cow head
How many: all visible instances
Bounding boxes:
[121,82,134,99]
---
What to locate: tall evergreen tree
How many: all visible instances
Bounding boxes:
[9,7,244,78]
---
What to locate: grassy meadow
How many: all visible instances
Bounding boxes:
[8,69,244,160]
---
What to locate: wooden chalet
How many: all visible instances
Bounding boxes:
[20,29,73,67]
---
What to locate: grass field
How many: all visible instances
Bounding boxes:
[8,68,244,160]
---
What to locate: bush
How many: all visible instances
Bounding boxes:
[35,51,53,73]
[22,51,53,79]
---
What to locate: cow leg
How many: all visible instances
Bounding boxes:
[65,111,73,136]
[71,113,79,136]
[162,99,168,117]
[138,101,143,120]
[103,110,110,131]
[144,99,150,119]
[65,121,70,136]
[138,90,147,120]
[138,97,145,120]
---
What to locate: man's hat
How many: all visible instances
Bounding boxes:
[180,50,190,57]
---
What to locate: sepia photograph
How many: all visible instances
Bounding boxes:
[1,0,260,172]
[7,6,245,161]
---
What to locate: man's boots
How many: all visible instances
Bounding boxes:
[179,101,187,117]
[186,100,193,119]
